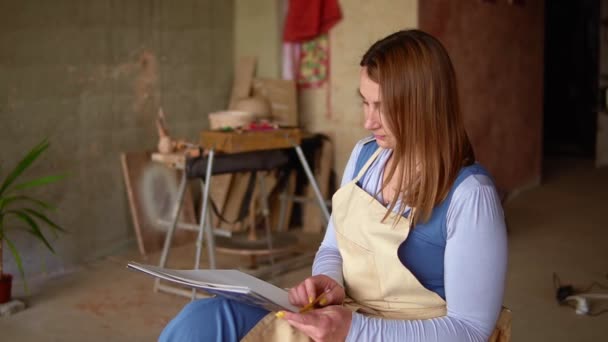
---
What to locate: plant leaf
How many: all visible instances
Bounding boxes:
[23,208,67,237]
[0,139,49,196]
[2,234,29,293]
[0,195,55,211]
[7,210,55,254]
[11,174,66,192]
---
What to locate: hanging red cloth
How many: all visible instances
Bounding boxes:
[283,0,342,43]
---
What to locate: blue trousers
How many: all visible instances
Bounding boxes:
[159,298,269,341]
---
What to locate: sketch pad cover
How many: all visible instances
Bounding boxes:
[127,262,299,312]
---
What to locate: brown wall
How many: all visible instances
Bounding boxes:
[419,0,544,192]
[598,0,608,166]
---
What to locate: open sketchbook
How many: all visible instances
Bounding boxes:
[127,262,299,313]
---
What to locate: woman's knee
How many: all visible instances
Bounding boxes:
[183,297,225,316]
[159,297,268,341]
[159,298,225,341]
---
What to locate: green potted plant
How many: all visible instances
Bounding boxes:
[0,139,65,304]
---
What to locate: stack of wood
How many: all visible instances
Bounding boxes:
[208,57,332,235]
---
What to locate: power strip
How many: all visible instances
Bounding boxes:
[565,294,608,315]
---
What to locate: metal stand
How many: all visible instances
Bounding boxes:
[292,143,331,223]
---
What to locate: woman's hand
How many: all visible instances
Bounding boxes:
[288,275,345,307]
[282,306,352,342]
[284,275,350,341]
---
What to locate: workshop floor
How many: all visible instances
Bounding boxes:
[0,158,607,342]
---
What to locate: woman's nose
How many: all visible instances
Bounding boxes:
[364,107,381,130]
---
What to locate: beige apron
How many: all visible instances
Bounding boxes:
[242,147,509,341]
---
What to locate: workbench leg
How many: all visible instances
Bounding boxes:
[257,172,275,268]
[292,144,331,225]
[192,149,216,300]
[155,170,188,292]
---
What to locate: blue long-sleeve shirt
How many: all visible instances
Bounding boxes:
[312,139,508,341]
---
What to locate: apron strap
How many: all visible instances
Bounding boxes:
[354,147,384,182]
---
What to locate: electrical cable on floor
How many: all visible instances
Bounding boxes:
[553,272,608,316]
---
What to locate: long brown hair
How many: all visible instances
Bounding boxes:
[360,29,475,226]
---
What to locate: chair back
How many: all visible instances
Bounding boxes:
[488,307,512,342]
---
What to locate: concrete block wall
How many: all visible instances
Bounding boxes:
[0,0,233,289]
[234,0,282,79]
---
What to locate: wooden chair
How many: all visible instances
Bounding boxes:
[489,307,512,342]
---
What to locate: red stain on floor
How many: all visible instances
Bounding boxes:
[73,283,174,329]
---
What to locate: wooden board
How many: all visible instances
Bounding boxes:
[252,78,298,126]
[151,152,186,169]
[302,138,333,233]
[208,174,233,228]
[219,172,252,231]
[228,56,257,110]
[270,170,297,231]
[121,152,197,258]
[200,128,301,153]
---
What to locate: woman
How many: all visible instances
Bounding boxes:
[160,29,507,342]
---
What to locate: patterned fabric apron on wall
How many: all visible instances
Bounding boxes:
[242,147,507,341]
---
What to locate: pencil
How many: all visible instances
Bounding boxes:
[298,288,331,313]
